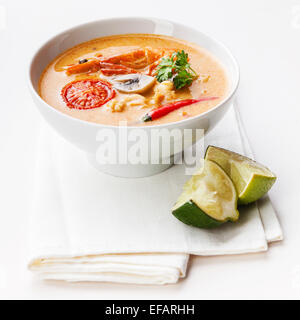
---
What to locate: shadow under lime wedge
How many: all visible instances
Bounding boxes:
[172,159,239,229]
[205,146,276,205]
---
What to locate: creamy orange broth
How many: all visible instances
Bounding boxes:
[39,34,228,126]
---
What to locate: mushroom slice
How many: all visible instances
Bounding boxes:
[112,74,156,94]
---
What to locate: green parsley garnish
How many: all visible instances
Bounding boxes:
[155,50,198,90]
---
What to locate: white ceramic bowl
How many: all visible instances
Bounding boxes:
[28,17,239,177]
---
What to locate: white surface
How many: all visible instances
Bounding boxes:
[0,0,299,299]
[28,107,281,284]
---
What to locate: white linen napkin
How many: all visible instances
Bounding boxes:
[28,104,283,284]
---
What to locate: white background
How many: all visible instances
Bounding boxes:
[0,0,300,299]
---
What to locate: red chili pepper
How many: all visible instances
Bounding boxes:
[142,97,218,122]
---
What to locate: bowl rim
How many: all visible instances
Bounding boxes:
[28,16,240,129]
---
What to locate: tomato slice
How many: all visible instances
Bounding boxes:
[61,79,116,110]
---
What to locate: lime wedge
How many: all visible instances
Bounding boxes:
[205,146,276,205]
[172,159,239,229]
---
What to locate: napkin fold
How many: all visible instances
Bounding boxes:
[28,104,283,284]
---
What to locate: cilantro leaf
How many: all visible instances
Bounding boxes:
[174,50,189,67]
[173,70,194,90]
[155,50,198,90]
[156,66,173,82]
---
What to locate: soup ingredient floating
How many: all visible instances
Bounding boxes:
[66,59,137,76]
[156,50,198,90]
[61,79,116,109]
[142,97,218,122]
[66,59,100,75]
[172,159,239,229]
[112,74,156,93]
[97,47,162,70]
[98,62,137,76]
[205,146,277,204]
[65,47,167,76]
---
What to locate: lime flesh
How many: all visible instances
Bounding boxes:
[205,146,276,205]
[172,159,239,229]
